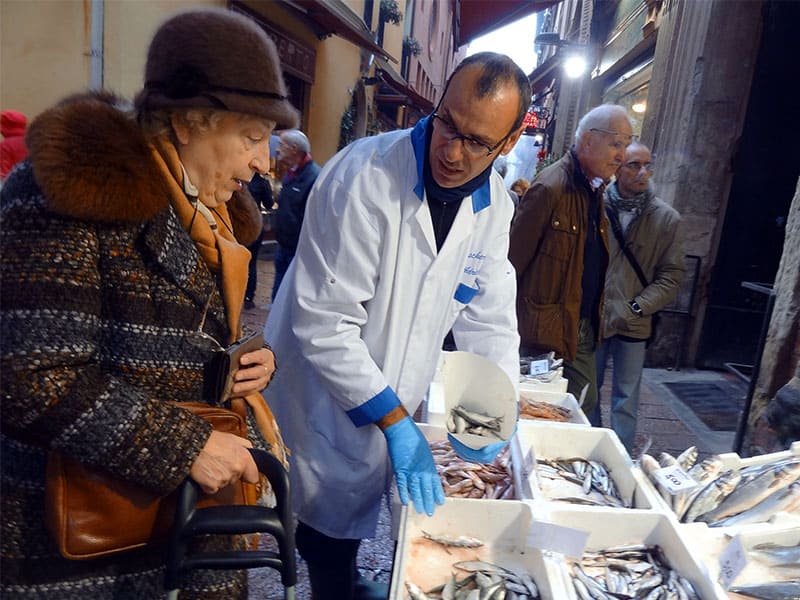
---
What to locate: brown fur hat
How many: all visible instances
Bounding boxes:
[135,8,298,130]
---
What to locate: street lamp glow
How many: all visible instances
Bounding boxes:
[563,55,587,78]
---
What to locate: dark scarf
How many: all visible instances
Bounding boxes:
[606,180,652,220]
[422,119,493,250]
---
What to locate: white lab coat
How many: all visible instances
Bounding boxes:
[263,117,520,539]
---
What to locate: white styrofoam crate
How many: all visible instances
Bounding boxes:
[417,423,523,501]
[519,389,590,426]
[678,521,800,598]
[519,376,569,394]
[513,421,663,510]
[716,440,800,471]
[544,507,723,600]
[390,498,568,599]
[671,442,800,531]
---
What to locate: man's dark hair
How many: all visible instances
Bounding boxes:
[441,52,532,132]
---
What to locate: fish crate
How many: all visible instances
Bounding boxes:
[519,390,590,426]
[716,440,800,471]
[390,498,568,599]
[663,441,800,535]
[542,507,723,600]
[678,522,800,599]
[513,421,664,510]
[417,423,524,501]
[519,376,569,394]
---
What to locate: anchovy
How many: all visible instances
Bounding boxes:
[406,581,433,600]
[728,579,800,600]
[421,530,484,548]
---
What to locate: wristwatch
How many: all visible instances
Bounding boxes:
[629,300,643,316]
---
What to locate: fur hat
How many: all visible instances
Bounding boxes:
[134,8,298,130]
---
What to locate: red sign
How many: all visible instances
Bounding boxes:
[522,111,539,128]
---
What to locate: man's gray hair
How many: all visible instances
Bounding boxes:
[281,129,311,153]
[574,104,631,143]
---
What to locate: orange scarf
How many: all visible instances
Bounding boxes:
[149,138,288,469]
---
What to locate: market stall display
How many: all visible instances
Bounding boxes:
[392,350,799,599]
[513,420,662,509]
[390,499,565,599]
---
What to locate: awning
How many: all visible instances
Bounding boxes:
[279,0,398,63]
[453,0,563,48]
[373,57,434,114]
[528,52,560,97]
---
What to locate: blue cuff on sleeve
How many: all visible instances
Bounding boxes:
[346,385,402,427]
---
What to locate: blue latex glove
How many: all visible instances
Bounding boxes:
[383,417,445,515]
[447,433,510,464]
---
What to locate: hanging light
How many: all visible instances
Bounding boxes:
[632,102,647,113]
[564,55,587,78]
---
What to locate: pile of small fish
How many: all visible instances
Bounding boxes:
[406,559,541,599]
[519,397,571,422]
[568,544,700,600]
[536,457,631,507]
[429,440,515,500]
[446,404,504,439]
[639,446,800,526]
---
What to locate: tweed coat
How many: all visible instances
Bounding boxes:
[0,92,273,599]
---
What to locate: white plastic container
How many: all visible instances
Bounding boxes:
[425,351,517,450]
[542,507,723,600]
[417,423,523,501]
[519,376,569,394]
[513,421,662,510]
[390,498,568,599]
[716,440,800,471]
[519,389,590,426]
[678,521,800,598]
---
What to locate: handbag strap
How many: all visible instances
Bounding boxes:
[606,206,650,289]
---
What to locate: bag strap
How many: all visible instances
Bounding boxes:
[606,206,650,289]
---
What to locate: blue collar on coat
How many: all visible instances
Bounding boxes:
[411,116,492,214]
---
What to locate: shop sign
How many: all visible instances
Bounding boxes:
[522,111,539,129]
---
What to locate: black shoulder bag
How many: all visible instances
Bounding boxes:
[606,207,661,347]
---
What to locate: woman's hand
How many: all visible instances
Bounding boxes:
[189,430,259,495]
[231,345,276,396]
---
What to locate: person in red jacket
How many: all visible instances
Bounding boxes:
[0,110,28,181]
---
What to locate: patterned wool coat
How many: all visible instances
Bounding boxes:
[0,92,277,599]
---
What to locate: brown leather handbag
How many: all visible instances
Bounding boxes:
[45,400,258,560]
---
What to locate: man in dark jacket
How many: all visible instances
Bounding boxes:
[596,142,685,451]
[272,129,321,300]
[509,104,633,422]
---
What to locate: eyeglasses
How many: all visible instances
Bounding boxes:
[589,128,635,151]
[622,161,653,172]
[432,113,507,156]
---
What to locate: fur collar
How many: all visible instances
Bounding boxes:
[26,91,262,245]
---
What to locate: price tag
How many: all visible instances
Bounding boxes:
[718,534,747,589]
[527,519,589,559]
[652,464,699,495]
[529,359,550,376]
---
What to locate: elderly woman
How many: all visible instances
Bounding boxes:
[0,8,297,599]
